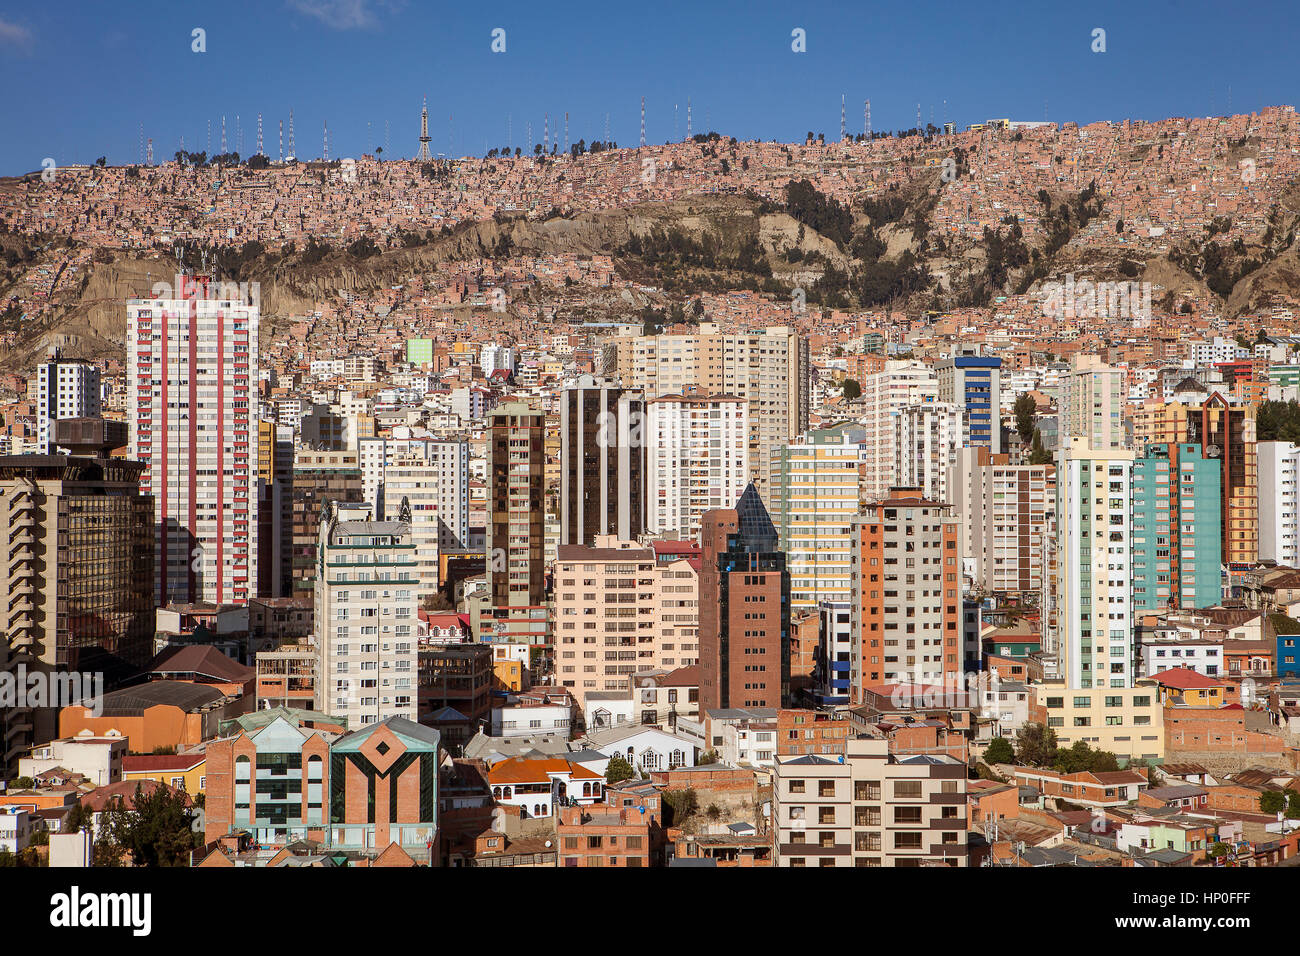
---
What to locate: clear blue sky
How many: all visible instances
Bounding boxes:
[0,0,1296,174]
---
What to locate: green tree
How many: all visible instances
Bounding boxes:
[697,749,720,765]
[1287,791,1300,820]
[605,754,635,785]
[100,784,199,868]
[1028,429,1053,465]
[1259,790,1286,815]
[1015,723,1058,767]
[842,378,862,401]
[1014,394,1037,445]
[985,737,1015,764]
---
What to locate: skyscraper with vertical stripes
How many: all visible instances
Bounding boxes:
[127,275,259,606]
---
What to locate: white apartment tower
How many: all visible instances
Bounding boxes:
[315,500,419,727]
[1060,355,1127,450]
[859,361,938,501]
[1056,439,1136,689]
[894,401,964,506]
[36,352,101,454]
[126,275,259,605]
[645,393,749,540]
[380,442,470,599]
[1259,441,1300,567]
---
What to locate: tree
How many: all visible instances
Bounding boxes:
[605,754,635,785]
[1015,723,1058,767]
[697,749,720,765]
[842,378,862,401]
[1288,791,1300,820]
[1028,428,1053,465]
[985,737,1015,764]
[100,784,199,867]
[1259,790,1286,815]
[1014,393,1037,445]
[63,801,93,833]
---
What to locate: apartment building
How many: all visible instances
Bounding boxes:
[256,420,293,598]
[314,500,419,727]
[936,349,1001,453]
[1056,439,1136,690]
[697,485,791,712]
[614,325,810,488]
[859,361,938,501]
[768,427,863,615]
[645,392,749,540]
[35,351,100,454]
[291,449,363,599]
[951,446,1054,596]
[553,536,698,705]
[1130,395,1257,566]
[894,401,964,506]
[773,736,967,867]
[1258,440,1300,566]
[1059,354,1126,450]
[381,442,470,600]
[126,275,259,605]
[559,375,645,546]
[1130,443,1221,612]
[848,489,962,697]
[486,402,547,611]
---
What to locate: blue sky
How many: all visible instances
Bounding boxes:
[0,0,1297,174]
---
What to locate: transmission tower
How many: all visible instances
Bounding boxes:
[221,115,227,153]
[564,111,569,152]
[288,109,295,158]
[841,94,846,141]
[639,96,645,148]
[147,138,153,166]
[417,97,431,161]
[256,113,263,156]
[543,112,549,153]
[687,98,692,140]
[323,121,329,161]
[278,120,283,162]
[865,99,871,139]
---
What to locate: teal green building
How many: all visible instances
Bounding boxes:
[1131,443,1221,612]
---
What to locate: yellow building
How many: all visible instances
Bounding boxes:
[122,753,207,796]
[1033,681,1165,762]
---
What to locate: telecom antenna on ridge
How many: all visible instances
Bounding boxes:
[288,109,296,158]
[323,121,329,161]
[417,97,432,161]
[841,94,846,141]
[640,97,646,148]
[221,115,227,153]
[256,113,263,156]
[687,98,692,140]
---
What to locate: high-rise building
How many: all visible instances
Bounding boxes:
[894,401,963,506]
[553,535,698,704]
[1259,440,1300,566]
[314,499,419,727]
[646,393,748,540]
[848,489,962,697]
[1131,395,1258,566]
[768,427,864,616]
[36,351,100,454]
[291,450,363,599]
[936,349,1001,453]
[859,361,938,501]
[1131,443,1221,612]
[614,326,810,488]
[951,446,1055,597]
[0,419,154,772]
[257,420,294,598]
[698,484,790,712]
[559,375,645,546]
[127,275,259,605]
[772,735,967,867]
[487,402,547,611]
[381,442,469,600]
[1055,439,1136,689]
[1060,355,1126,450]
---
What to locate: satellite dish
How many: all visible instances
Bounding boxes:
[544,840,552,848]
[1206,444,1221,458]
